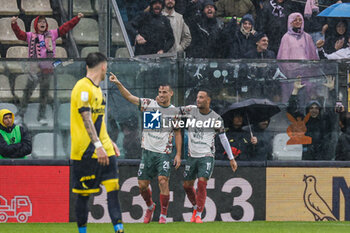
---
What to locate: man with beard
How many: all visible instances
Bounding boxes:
[109,75,182,224]
[181,89,237,223]
[127,0,175,55]
[162,0,191,53]
[184,0,224,58]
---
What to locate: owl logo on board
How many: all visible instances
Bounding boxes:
[303,175,337,221]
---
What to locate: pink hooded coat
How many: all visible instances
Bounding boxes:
[277,13,320,103]
[277,12,319,60]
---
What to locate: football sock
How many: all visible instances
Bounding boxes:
[196,211,202,218]
[160,194,170,216]
[107,190,123,225]
[75,195,89,229]
[140,188,153,207]
[193,204,197,210]
[148,203,155,210]
[160,214,167,219]
[184,185,197,206]
[196,180,207,213]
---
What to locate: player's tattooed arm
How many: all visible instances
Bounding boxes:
[81,111,99,143]
[80,110,109,166]
[109,72,139,105]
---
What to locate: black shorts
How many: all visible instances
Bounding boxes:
[72,155,119,194]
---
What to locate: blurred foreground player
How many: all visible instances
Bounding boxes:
[70,53,124,233]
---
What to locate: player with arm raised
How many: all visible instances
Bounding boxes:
[181,89,237,223]
[70,53,124,233]
[109,73,182,224]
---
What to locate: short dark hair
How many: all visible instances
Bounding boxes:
[86,52,107,69]
[198,88,212,99]
[158,83,172,91]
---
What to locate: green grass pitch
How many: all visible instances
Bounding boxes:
[1,222,350,233]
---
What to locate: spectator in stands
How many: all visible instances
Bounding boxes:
[245,33,276,58]
[215,0,256,23]
[184,0,224,58]
[287,75,337,160]
[303,0,327,44]
[324,20,349,54]
[277,13,318,59]
[251,119,273,160]
[0,109,31,159]
[316,38,350,59]
[127,0,175,55]
[11,13,84,125]
[162,0,192,53]
[256,0,294,54]
[125,0,149,21]
[227,14,258,58]
[335,111,350,161]
[216,111,258,161]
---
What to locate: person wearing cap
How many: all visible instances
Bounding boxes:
[127,0,175,55]
[184,0,224,58]
[245,33,276,59]
[0,109,32,159]
[215,0,256,24]
[11,13,84,125]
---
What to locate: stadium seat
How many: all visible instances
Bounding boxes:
[0,17,27,44]
[272,133,302,160]
[115,47,130,58]
[23,103,54,130]
[56,46,68,58]
[14,74,54,100]
[14,74,39,99]
[0,75,12,101]
[72,18,99,45]
[57,74,78,100]
[94,0,116,16]
[80,46,99,58]
[0,0,20,15]
[112,20,125,45]
[6,46,28,74]
[58,103,70,130]
[62,0,95,16]
[32,133,67,159]
[21,0,52,15]
[0,103,18,114]
[30,17,62,44]
[6,46,27,58]
[0,54,4,73]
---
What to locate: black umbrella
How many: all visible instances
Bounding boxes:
[221,98,281,135]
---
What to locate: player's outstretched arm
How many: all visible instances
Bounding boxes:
[219,133,238,172]
[81,110,109,166]
[173,129,182,169]
[109,72,139,105]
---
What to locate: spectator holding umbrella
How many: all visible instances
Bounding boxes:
[218,98,280,161]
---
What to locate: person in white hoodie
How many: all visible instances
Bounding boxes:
[316,39,350,59]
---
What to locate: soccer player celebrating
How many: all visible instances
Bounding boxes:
[181,89,238,223]
[70,53,124,233]
[109,74,182,224]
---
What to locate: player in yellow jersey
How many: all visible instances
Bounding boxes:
[70,52,124,233]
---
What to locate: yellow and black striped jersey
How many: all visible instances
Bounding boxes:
[70,77,114,160]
